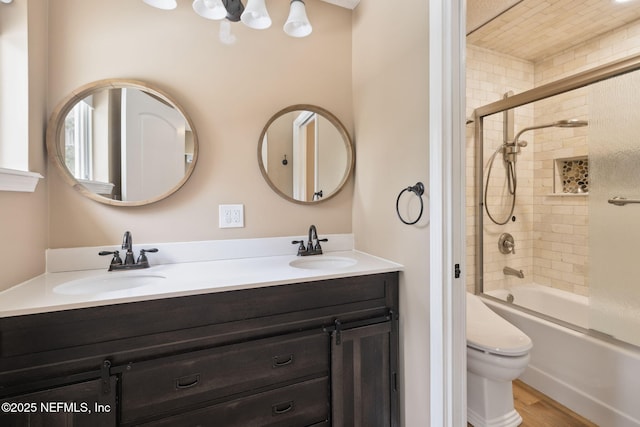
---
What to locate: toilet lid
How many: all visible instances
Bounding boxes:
[466,293,532,356]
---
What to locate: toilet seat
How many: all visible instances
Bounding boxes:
[467,293,532,357]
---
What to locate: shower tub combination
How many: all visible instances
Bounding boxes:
[472,54,640,427]
[485,284,640,427]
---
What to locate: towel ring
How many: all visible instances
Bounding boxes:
[396,182,424,225]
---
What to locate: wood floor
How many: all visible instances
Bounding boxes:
[468,380,598,427]
[513,380,598,426]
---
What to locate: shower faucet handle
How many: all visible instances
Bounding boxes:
[499,233,515,254]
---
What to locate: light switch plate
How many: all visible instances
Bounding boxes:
[219,204,244,228]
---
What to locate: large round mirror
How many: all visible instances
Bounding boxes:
[258,105,354,204]
[46,79,198,206]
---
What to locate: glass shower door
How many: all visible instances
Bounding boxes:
[589,70,640,347]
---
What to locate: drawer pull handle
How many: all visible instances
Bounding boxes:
[272,400,294,415]
[175,374,200,390]
[272,354,294,367]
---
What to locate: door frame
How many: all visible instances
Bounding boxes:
[428,0,467,425]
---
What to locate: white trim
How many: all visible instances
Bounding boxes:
[0,168,43,192]
[77,179,114,195]
[429,0,467,426]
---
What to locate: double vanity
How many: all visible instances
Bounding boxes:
[7,77,397,425]
[0,235,402,426]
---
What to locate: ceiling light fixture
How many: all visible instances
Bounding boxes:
[192,0,227,20]
[143,0,312,38]
[241,0,272,29]
[284,0,312,37]
[143,0,178,10]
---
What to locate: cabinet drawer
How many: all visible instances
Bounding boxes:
[121,330,328,423]
[139,376,329,427]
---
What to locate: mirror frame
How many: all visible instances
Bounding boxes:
[46,78,199,207]
[257,104,355,205]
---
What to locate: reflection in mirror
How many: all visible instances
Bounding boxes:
[258,105,354,204]
[47,79,198,206]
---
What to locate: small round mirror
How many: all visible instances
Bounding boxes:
[258,105,354,204]
[46,79,198,206]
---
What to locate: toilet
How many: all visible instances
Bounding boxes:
[466,293,533,427]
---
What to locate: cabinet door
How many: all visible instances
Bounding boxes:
[331,320,399,427]
[0,377,116,427]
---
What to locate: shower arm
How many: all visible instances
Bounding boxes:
[511,123,555,144]
[511,119,588,144]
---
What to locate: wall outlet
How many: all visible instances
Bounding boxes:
[219,204,244,228]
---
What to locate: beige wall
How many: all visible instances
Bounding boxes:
[352,1,429,425]
[0,0,48,291]
[46,0,354,249]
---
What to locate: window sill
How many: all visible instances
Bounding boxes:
[77,179,114,195]
[0,168,43,192]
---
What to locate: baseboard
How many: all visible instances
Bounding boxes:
[520,365,640,427]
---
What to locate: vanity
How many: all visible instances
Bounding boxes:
[12,77,394,425]
[0,244,401,427]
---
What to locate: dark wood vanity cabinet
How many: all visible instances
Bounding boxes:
[0,272,399,426]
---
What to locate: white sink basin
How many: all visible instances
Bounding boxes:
[53,273,166,295]
[289,256,357,270]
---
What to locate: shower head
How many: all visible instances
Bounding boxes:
[553,119,589,128]
[513,118,588,142]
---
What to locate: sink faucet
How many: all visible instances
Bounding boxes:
[99,231,159,271]
[292,225,328,256]
[503,266,525,279]
[122,231,135,265]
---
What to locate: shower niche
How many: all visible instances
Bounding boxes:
[554,156,589,194]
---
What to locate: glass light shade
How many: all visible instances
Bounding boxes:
[284,0,312,38]
[241,0,272,29]
[193,0,227,20]
[219,20,237,45]
[142,0,177,10]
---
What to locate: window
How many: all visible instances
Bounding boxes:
[64,99,94,181]
[0,0,43,192]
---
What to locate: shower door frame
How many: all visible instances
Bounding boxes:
[474,52,640,296]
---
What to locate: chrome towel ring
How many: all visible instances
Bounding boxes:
[396,182,424,225]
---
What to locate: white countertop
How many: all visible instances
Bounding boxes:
[0,250,402,318]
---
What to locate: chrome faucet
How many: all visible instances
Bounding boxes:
[99,231,159,271]
[503,266,524,279]
[292,225,328,256]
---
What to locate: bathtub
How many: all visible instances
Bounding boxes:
[484,284,640,427]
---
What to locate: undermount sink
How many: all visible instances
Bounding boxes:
[289,256,357,270]
[53,273,166,295]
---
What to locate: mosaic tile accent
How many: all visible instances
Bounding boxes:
[560,157,588,193]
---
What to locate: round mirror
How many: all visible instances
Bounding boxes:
[258,105,354,204]
[46,79,198,206]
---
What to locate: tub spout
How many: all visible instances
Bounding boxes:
[503,266,524,279]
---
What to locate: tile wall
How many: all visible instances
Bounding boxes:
[466,46,534,293]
